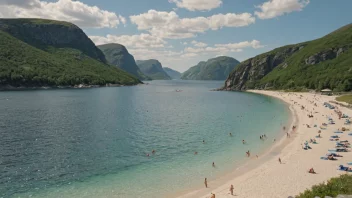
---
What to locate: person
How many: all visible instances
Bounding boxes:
[203,140,205,143]
[256,155,258,158]
[229,132,232,136]
[194,151,198,155]
[242,140,245,144]
[152,150,155,154]
[229,184,234,195]
[212,162,215,167]
[308,168,316,174]
[278,157,282,164]
[210,193,215,198]
[147,153,150,157]
[273,138,276,142]
[204,178,208,188]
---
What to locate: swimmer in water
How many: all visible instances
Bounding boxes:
[242,140,245,144]
[212,162,215,167]
[203,140,205,143]
[147,153,150,157]
[194,151,198,155]
[229,133,232,136]
[152,150,155,154]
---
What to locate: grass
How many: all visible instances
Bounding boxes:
[336,95,352,104]
[296,174,352,198]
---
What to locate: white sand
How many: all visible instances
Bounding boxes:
[177,91,352,198]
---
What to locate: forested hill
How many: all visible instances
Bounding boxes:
[0,19,140,89]
[222,23,352,91]
[98,43,150,80]
[181,56,240,80]
[137,59,171,80]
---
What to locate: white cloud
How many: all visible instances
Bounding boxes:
[169,0,222,11]
[255,0,309,19]
[130,10,255,39]
[89,34,166,48]
[215,40,264,49]
[0,0,123,28]
[181,53,198,58]
[191,40,208,47]
[185,40,263,54]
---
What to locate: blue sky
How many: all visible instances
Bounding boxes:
[1,0,352,72]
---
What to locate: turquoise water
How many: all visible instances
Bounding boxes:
[0,80,290,198]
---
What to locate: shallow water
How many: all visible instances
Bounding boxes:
[0,80,290,198]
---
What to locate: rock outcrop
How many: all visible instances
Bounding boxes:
[223,44,305,90]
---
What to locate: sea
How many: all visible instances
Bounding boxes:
[0,80,291,198]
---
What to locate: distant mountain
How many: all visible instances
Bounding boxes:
[0,18,140,89]
[222,23,352,91]
[163,67,181,79]
[137,59,171,80]
[181,56,240,80]
[98,43,150,80]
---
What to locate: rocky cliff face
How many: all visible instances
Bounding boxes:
[223,45,305,90]
[137,59,171,80]
[181,56,240,80]
[98,43,150,80]
[0,19,106,63]
[222,23,352,92]
[305,46,350,65]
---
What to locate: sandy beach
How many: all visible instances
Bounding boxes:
[177,91,352,198]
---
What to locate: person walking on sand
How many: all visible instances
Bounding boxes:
[210,193,215,198]
[279,157,282,164]
[230,184,234,195]
[204,178,208,188]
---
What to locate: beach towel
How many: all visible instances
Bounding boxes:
[334,131,343,133]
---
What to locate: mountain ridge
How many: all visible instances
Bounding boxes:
[98,43,150,80]
[137,59,171,80]
[181,56,240,80]
[0,18,141,89]
[222,23,352,91]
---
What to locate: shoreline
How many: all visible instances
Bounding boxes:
[176,90,352,198]
[0,83,143,91]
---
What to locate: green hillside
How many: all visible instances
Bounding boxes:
[223,23,352,91]
[0,19,140,88]
[181,56,240,80]
[163,67,181,79]
[98,43,150,80]
[136,59,171,80]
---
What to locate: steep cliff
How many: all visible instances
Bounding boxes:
[0,18,106,63]
[163,67,181,79]
[181,56,240,80]
[98,43,150,80]
[223,23,352,91]
[0,19,140,88]
[137,59,171,80]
